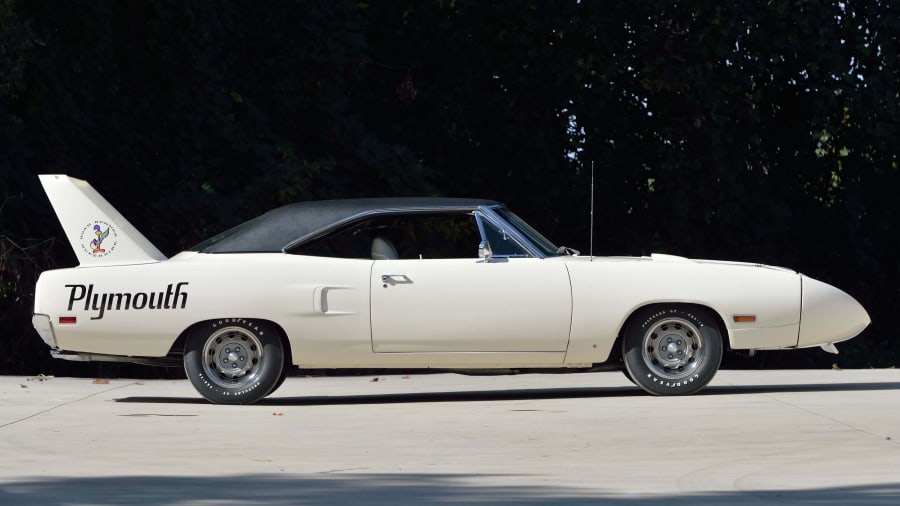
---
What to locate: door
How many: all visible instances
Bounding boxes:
[371,257,572,352]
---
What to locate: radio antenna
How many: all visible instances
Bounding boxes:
[589,161,594,261]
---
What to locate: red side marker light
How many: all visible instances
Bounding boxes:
[59,316,77,325]
[733,315,756,323]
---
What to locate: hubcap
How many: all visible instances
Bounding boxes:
[202,327,263,389]
[642,317,704,380]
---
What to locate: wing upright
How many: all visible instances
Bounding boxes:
[39,174,166,266]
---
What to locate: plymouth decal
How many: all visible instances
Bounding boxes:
[65,282,189,320]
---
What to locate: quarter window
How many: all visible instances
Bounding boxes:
[476,213,531,257]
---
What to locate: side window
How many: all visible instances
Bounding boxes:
[394,213,482,259]
[289,212,483,259]
[477,213,531,257]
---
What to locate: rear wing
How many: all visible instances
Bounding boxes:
[39,174,166,266]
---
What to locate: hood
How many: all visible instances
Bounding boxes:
[556,252,797,273]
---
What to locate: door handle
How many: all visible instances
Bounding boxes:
[380,274,410,284]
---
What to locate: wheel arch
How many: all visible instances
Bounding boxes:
[615,302,730,355]
[167,318,294,367]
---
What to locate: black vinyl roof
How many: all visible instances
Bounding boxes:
[192,197,501,253]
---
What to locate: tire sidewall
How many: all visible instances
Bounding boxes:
[184,318,284,404]
[623,306,723,395]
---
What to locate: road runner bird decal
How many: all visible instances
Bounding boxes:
[90,224,109,254]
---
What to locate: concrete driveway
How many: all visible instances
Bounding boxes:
[1,369,899,505]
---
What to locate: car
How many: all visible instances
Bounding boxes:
[31,174,871,404]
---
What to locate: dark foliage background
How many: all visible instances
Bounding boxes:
[1,0,896,377]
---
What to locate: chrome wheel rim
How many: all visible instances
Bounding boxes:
[642,317,704,380]
[202,327,263,389]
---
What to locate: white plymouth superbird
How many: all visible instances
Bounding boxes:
[32,175,870,404]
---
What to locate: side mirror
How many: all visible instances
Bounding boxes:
[478,240,493,263]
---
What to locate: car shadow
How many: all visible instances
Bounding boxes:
[113,381,900,406]
[3,474,899,506]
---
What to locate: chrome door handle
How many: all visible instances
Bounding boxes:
[380,274,411,284]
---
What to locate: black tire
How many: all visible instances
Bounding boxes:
[184,318,284,405]
[270,368,289,395]
[622,306,723,396]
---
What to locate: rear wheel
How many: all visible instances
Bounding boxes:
[184,319,284,404]
[622,306,723,395]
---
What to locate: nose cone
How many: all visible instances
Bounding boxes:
[798,275,871,347]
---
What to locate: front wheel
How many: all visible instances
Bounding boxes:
[622,306,723,396]
[184,319,284,404]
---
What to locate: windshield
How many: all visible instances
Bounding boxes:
[493,208,560,257]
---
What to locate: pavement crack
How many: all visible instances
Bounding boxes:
[765,393,898,445]
[0,382,140,429]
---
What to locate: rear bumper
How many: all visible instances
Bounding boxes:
[32,314,58,348]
